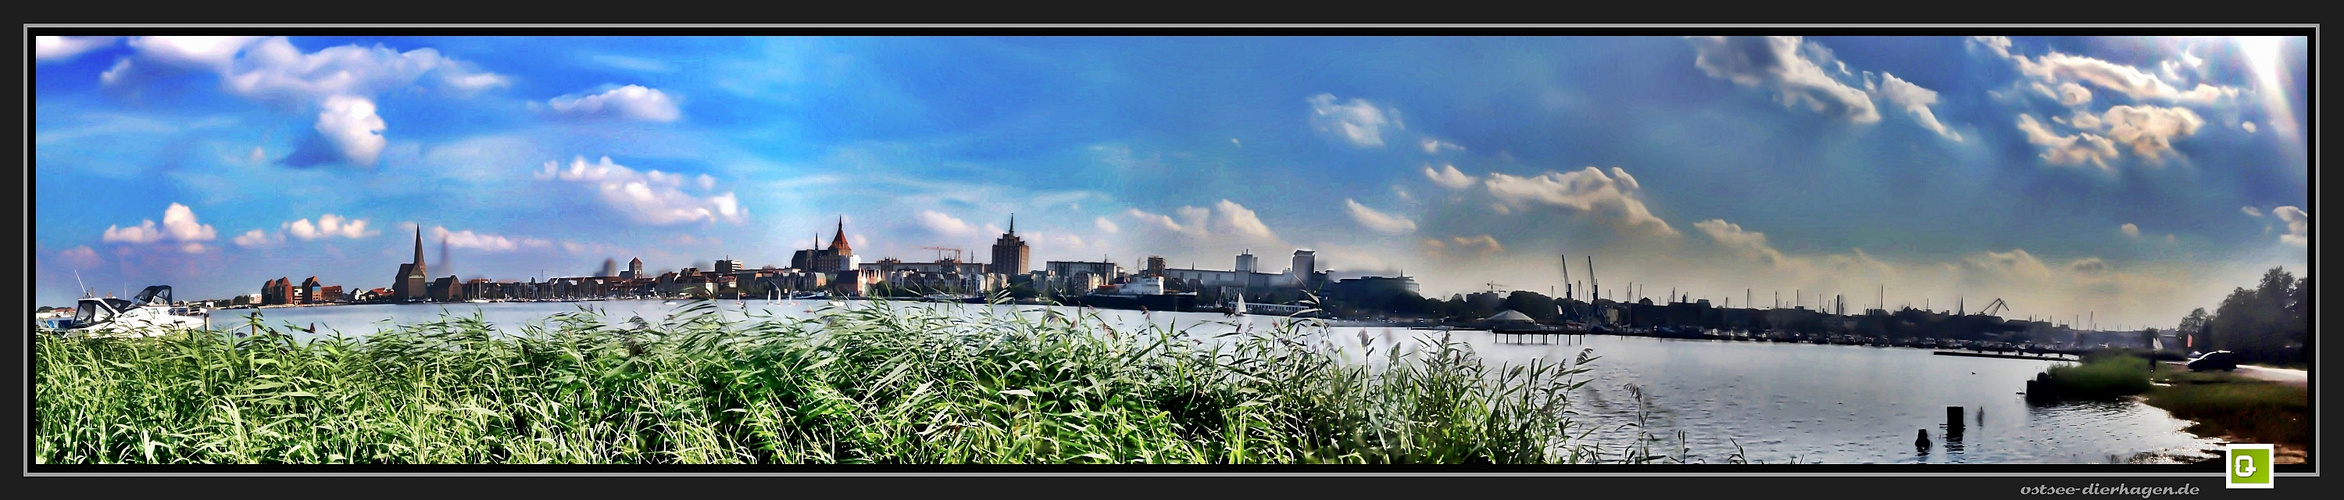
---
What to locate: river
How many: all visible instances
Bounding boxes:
[219,299,2222,464]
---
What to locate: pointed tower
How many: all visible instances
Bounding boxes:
[828,216,852,255]
[412,225,427,278]
[991,213,1030,275]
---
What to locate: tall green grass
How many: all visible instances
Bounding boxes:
[35,299,1706,464]
[2033,352,2154,400]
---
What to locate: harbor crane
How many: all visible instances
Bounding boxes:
[1980,298,2009,317]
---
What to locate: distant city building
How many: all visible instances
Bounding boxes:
[1292,250,1317,287]
[316,285,345,303]
[792,216,861,273]
[1235,250,1258,274]
[990,214,1030,275]
[392,226,428,301]
[261,277,295,306]
[299,276,321,304]
[1145,256,1167,277]
[1046,260,1123,294]
[428,275,459,302]
[621,257,645,279]
[715,258,743,274]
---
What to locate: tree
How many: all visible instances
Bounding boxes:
[2209,267,2303,363]
[2178,307,2213,351]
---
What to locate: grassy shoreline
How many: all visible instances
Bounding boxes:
[2027,352,2308,463]
[36,299,1729,465]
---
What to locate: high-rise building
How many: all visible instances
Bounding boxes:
[1292,250,1315,278]
[990,214,1030,275]
[1145,256,1166,277]
[1235,250,1257,274]
[392,226,428,301]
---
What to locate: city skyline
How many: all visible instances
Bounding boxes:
[32,34,2311,329]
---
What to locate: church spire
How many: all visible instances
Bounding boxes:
[828,215,852,254]
[411,225,426,276]
[1009,213,1015,235]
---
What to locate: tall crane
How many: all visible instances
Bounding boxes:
[1980,298,2010,317]
[1560,254,1571,301]
[1586,255,1598,304]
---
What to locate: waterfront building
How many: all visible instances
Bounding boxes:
[1145,256,1166,277]
[261,277,295,306]
[316,285,345,304]
[298,276,322,304]
[716,258,743,274]
[392,226,429,301]
[1045,260,1122,294]
[990,215,1030,275]
[428,275,459,302]
[620,257,644,279]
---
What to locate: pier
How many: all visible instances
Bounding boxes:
[1931,350,2080,361]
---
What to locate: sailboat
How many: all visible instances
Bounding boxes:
[1228,294,1248,317]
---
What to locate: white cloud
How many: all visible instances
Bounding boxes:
[543,85,683,122]
[35,36,119,62]
[1687,36,1880,124]
[106,36,507,166]
[536,155,747,225]
[1990,46,2241,104]
[430,226,551,252]
[1122,200,1284,245]
[59,246,103,267]
[2015,114,2120,169]
[2120,223,2141,238]
[1696,219,1788,266]
[1422,164,1477,190]
[1483,166,1677,236]
[1965,249,2057,282]
[2273,206,2308,247]
[1213,200,1276,240]
[2241,206,2263,217]
[1308,93,1399,147]
[103,203,217,245]
[314,95,388,166]
[2242,121,2258,133]
[1873,72,1962,141]
[283,214,377,240]
[1419,137,1465,154]
[916,210,978,238]
[2095,105,2204,160]
[233,229,282,248]
[2057,82,2093,106]
[1094,216,1120,234]
[1343,199,1418,235]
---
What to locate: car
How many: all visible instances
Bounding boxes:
[2187,350,2240,372]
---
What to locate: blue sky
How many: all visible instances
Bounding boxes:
[32,34,2310,330]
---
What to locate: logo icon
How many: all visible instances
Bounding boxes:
[2226,443,2273,488]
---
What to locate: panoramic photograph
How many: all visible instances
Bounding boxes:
[29,33,2310,467]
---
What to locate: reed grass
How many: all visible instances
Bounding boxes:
[34,298,1713,464]
[2034,352,2154,399]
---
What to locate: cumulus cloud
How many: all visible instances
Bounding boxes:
[917,210,978,238]
[2241,206,2263,217]
[1965,249,2057,282]
[536,156,747,225]
[2067,257,2108,275]
[2095,105,2203,160]
[1308,93,1399,147]
[60,246,103,267]
[105,36,507,166]
[1977,38,2241,105]
[543,85,683,122]
[1687,36,1880,124]
[1696,219,1788,266]
[2056,82,2092,106]
[284,214,377,240]
[311,95,387,166]
[1343,199,1418,235]
[1423,164,1476,190]
[2016,114,2120,169]
[1483,166,1677,236]
[35,36,119,62]
[430,226,551,252]
[103,203,218,250]
[1094,216,1120,234]
[2120,223,2141,238]
[1873,72,1962,141]
[2242,121,2258,133]
[233,229,282,248]
[1123,200,1283,244]
[2273,206,2307,247]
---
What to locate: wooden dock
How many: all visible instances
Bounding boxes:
[1931,350,2078,361]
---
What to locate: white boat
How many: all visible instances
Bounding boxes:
[56,285,208,338]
